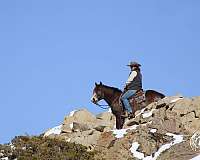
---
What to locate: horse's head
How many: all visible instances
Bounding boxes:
[91,82,104,104]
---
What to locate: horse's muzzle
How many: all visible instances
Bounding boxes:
[91,98,96,104]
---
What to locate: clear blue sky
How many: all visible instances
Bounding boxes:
[0,0,200,143]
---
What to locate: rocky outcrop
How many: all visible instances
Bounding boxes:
[44,108,116,151]
[44,96,200,160]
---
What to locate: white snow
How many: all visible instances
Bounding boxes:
[142,121,152,126]
[136,108,146,117]
[130,133,184,160]
[70,123,73,129]
[150,129,157,133]
[22,147,26,150]
[190,131,200,151]
[190,154,200,160]
[66,138,71,142]
[142,109,155,118]
[166,133,184,144]
[147,133,183,160]
[108,108,112,113]
[112,129,128,138]
[69,110,77,117]
[129,125,138,130]
[170,97,183,103]
[112,125,138,138]
[0,157,8,160]
[130,142,144,159]
[44,125,62,137]
[10,143,16,150]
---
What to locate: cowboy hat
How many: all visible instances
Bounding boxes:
[127,61,141,67]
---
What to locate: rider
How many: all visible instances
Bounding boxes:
[121,61,142,118]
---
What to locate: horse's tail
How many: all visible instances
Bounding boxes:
[145,90,165,105]
[145,90,165,98]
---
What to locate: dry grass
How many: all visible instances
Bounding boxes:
[0,135,95,160]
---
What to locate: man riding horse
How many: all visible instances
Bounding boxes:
[91,61,165,129]
[121,61,142,118]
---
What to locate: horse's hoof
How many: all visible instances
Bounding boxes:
[121,111,129,118]
[121,114,128,118]
[128,113,135,119]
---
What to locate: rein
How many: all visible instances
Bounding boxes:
[96,103,110,110]
[94,85,121,110]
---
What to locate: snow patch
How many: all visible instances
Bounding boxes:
[130,142,144,159]
[10,143,16,150]
[66,138,71,142]
[0,158,17,160]
[112,125,138,138]
[150,129,157,133]
[190,154,200,160]
[22,146,26,150]
[130,133,184,160]
[136,108,146,117]
[129,125,138,130]
[142,109,155,118]
[44,125,62,137]
[112,129,127,138]
[70,123,73,129]
[69,110,77,117]
[108,108,112,113]
[170,97,183,103]
[0,157,8,160]
[190,131,200,151]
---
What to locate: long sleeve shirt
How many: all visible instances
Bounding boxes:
[125,70,142,90]
[126,71,137,84]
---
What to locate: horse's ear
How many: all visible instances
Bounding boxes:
[95,82,98,86]
[100,81,102,85]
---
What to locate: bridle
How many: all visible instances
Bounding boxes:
[96,103,110,110]
[93,87,110,109]
[94,86,120,110]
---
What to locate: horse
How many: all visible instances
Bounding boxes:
[91,82,165,129]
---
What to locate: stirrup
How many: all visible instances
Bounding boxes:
[121,111,128,118]
[128,112,135,119]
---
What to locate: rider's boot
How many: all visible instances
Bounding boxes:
[128,112,135,119]
[121,111,129,118]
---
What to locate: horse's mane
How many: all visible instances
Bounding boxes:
[102,84,122,93]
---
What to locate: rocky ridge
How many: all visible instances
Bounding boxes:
[1,96,200,160]
[42,96,200,160]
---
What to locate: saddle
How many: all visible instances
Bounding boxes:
[129,89,146,111]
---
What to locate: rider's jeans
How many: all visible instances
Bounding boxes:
[121,90,136,113]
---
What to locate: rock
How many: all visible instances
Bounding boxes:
[94,126,107,132]
[96,112,114,122]
[69,130,101,151]
[168,97,200,134]
[44,96,200,160]
[157,140,200,160]
[94,132,133,160]
[95,112,116,130]
[72,122,92,132]
[61,109,97,133]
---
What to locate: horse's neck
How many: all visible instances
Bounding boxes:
[102,87,121,106]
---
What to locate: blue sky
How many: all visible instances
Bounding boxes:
[0,0,200,143]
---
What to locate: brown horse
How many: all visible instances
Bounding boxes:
[91,82,165,129]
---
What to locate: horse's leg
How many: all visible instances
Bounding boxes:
[115,114,123,129]
[132,98,137,117]
[120,117,125,129]
[128,98,136,119]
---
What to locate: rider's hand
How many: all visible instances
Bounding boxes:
[123,85,126,90]
[124,84,128,89]
[123,85,128,91]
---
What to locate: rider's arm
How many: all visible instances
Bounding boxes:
[126,71,137,85]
